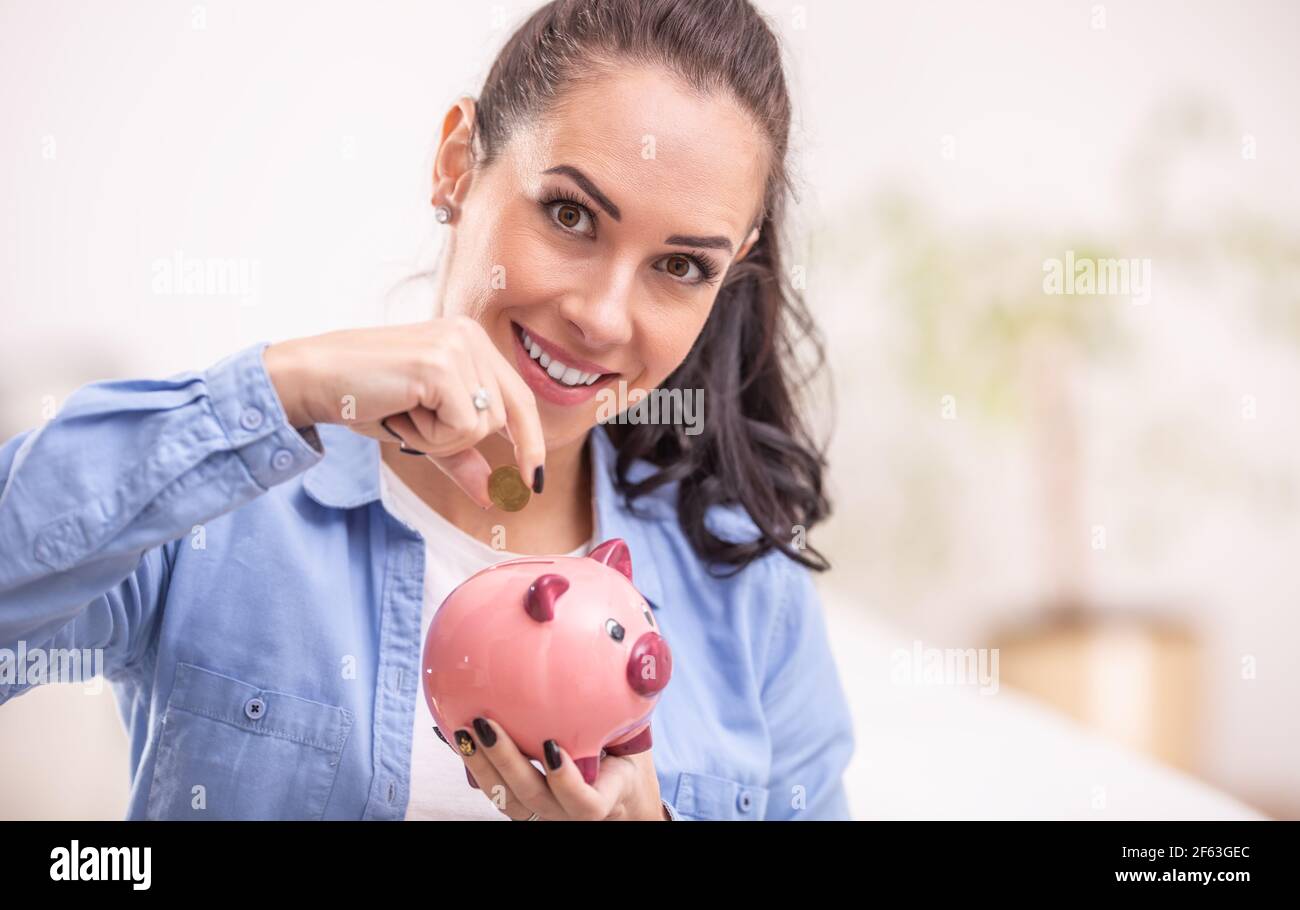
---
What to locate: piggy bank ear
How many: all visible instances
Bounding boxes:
[588,538,632,581]
[525,573,568,622]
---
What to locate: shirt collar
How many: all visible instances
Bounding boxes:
[302,424,671,611]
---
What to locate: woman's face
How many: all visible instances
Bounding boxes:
[434,66,768,450]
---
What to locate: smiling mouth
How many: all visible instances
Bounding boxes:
[511,322,618,388]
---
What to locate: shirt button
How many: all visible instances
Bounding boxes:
[271,449,294,471]
[240,407,264,431]
[737,790,753,813]
[244,696,266,720]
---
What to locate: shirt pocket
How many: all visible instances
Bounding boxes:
[145,662,354,820]
[670,771,769,820]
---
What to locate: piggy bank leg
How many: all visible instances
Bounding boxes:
[603,724,652,757]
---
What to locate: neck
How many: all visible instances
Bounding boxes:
[380,429,595,555]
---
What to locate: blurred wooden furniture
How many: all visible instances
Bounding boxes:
[994,606,1201,773]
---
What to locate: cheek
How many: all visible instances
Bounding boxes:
[485,221,596,305]
[632,307,712,387]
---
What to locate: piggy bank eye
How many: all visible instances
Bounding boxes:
[643,609,654,627]
[605,619,625,642]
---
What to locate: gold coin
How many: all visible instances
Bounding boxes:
[488,465,531,512]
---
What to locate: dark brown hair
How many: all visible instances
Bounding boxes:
[473,0,831,575]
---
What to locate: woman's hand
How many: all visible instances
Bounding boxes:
[262,318,545,509]
[452,717,669,821]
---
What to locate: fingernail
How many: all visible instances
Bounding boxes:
[399,444,428,456]
[433,726,448,745]
[380,417,404,441]
[544,738,562,771]
[454,729,476,756]
[533,465,544,494]
[472,717,496,747]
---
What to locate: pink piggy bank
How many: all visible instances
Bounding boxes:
[421,537,673,786]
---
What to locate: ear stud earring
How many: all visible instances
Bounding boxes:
[433,204,452,224]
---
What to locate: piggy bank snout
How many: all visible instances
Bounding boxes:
[626,631,672,696]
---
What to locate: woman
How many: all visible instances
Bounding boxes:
[0,0,854,821]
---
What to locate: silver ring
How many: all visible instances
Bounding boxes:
[525,810,540,821]
[472,387,491,411]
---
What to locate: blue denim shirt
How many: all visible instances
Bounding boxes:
[0,341,855,820]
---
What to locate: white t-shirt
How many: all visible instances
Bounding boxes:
[378,460,590,820]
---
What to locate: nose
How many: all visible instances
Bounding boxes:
[626,631,673,696]
[557,263,636,351]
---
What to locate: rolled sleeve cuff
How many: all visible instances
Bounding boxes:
[662,799,686,821]
[203,341,325,488]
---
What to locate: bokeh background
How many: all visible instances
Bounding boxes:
[1,0,1296,819]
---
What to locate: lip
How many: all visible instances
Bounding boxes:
[510,321,619,407]
[515,322,615,375]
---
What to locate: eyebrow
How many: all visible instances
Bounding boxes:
[541,164,735,255]
[663,233,733,253]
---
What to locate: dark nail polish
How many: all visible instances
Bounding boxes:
[472,716,496,747]
[533,465,544,494]
[454,729,476,756]
[382,416,427,454]
[432,726,448,745]
[380,417,404,442]
[544,738,562,771]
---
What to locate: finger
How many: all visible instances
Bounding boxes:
[470,365,508,441]
[426,447,494,510]
[451,733,524,819]
[541,740,617,821]
[450,358,506,455]
[490,358,547,489]
[411,347,483,451]
[379,410,493,509]
[379,412,430,454]
[464,330,531,467]
[469,717,564,819]
[406,402,476,456]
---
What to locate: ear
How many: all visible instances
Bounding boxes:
[524,573,568,622]
[432,95,477,210]
[734,226,761,263]
[587,538,633,582]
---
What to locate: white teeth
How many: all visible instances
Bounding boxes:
[519,326,606,387]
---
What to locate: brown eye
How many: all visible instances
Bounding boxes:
[545,200,594,236]
[653,252,718,285]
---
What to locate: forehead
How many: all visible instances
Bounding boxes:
[508,66,768,243]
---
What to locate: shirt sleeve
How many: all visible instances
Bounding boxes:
[0,341,324,701]
[759,557,856,820]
